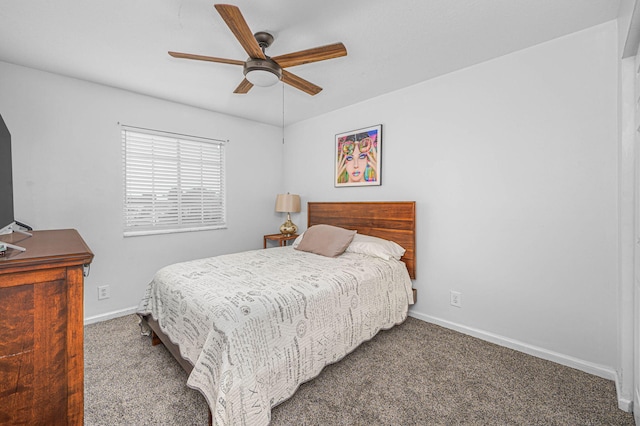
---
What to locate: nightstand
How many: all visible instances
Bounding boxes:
[264,233,298,249]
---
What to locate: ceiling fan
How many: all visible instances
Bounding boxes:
[168,4,347,96]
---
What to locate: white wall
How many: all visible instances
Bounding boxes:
[619,0,640,59]
[284,22,620,374]
[0,60,284,321]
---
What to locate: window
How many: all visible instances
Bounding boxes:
[122,127,226,236]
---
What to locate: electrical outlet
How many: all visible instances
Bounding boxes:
[98,285,110,300]
[450,290,462,308]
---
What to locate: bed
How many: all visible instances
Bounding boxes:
[138,201,416,425]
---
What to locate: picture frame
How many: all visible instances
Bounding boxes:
[335,124,382,187]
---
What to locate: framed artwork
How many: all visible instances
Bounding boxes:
[335,124,382,187]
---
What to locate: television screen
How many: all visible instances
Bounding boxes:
[0,114,14,231]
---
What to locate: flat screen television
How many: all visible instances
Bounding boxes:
[0,114,31,252]
[0,113,14,234]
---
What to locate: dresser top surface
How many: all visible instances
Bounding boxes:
[0,229,93,268]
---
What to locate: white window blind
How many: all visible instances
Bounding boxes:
[122,127,226,236]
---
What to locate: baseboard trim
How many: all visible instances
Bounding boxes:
[616,377,633,412]
[84,306,138,326]
[407,310,631,411]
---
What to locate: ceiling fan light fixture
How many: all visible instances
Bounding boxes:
[244,58,282,87]
[170,7,345,95]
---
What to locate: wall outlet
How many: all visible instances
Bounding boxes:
[98,285,110,300]
[450,290,462,308]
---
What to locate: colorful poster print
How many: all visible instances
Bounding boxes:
[335,124,382,187]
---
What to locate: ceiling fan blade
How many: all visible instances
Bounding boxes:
[281,70,322,96]
[233,78,253,94]
[214,4,265,60]
[168,51,244,66]
[272,43,347,68]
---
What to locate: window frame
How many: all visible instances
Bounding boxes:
[122,126,227,237]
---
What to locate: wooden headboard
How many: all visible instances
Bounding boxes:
[307,201,416,279]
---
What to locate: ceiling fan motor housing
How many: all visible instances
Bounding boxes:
[243,57,283,85]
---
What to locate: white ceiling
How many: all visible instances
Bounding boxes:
[0,0,621,126]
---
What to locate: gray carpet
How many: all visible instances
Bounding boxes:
[84,315,634,425]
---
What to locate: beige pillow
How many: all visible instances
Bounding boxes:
[294,224,356,257]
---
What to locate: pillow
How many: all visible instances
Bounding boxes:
[292,232,304,248]
[294,225,356,257]
[345,233,406,260]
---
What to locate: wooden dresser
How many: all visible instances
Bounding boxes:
[0,229,93,425]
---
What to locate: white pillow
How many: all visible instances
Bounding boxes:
[292,232,304,248]
[345,234,406,260]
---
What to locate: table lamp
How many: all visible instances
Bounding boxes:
[275,193,301,235]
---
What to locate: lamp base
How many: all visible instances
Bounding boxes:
[280,215,297,236]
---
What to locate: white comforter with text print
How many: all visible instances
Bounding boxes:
[138,246,413,425]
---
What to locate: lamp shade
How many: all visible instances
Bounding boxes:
[275,194,301,213]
